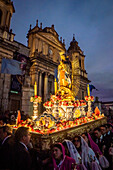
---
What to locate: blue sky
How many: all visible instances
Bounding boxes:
[11,0,113,102]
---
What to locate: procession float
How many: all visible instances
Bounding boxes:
[14,53,106,150]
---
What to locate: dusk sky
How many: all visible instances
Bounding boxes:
[11,0,113,102]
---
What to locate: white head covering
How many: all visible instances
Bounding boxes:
[63,139,81,164]
[80,136,102,170]
[80,136,89,165]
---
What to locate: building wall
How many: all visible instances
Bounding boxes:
[0,1,90,115]
[27,23,65,104]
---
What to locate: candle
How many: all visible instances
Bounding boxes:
[87,84,90,97]
[34,81,37,96]
[54,78,57,94]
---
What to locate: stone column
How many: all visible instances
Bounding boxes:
[2,74,11,112]
[52,75,54,94]
[32,72,39,88]
[31,62,39,87]
[39,71,42,97]
[39,71,43,115]
[44,72,48,101]
[22,87,34,116]
[32,37,36,53]
[35,71,39,96]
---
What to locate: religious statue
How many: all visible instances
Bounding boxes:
[57,52,74,100]
[58,52,71,89]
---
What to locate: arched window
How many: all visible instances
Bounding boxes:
[0,9,2,25]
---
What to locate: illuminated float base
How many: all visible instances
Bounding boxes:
[14,53,107,150]
[30,116,107,150]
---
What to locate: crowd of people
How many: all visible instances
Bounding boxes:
[0,123,113,170]
[0,110,30,125]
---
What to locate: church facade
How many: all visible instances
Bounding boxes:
[0,0,90,115]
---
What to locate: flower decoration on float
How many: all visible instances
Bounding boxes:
[85,96,94,102]
[43,94,87,108]
[30,96,42,103]
[43,100,54,107]
[51,95,62,102]
[80,100,87,107]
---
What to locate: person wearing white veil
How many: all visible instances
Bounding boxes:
[62,139,87,170]
[73,135,102,170]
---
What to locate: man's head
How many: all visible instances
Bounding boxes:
[100,125,107,135]
[105,124,113,132]
[94,127,101,139]
[0,125,12,141]
[15,127,31,146]
[21,111,25,115]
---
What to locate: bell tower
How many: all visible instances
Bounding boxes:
[68,34,90,99]
[0,0,15,31]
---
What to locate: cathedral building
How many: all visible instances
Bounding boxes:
[0,0,90,115]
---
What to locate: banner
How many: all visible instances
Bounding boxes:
[10,53,29,92]
[1,58,23,75]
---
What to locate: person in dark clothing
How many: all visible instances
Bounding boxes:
[93,127,105,153]
[108,123,113,133]
[21,110,27,121]
[105,124,113,140]
[0,118,4,126]
[13,126,32,170]
[100,125,107,137]
[0,125,15,170]
[94,126,113,170]
[2,110,10,124]
[101,124,113,170]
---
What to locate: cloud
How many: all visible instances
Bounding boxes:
[89,71,113,101]
[89,71,113,88]
[93,88,113,102]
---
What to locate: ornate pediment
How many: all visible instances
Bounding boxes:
[42,33,63,48]
[45,34,58,43]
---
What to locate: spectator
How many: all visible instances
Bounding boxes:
[81,133,110,169]
[13,127,32,170]
[48,143,76,170]
[10,111,16,125]
[0,125,15,169]
[62,139,87,169]
[94,127,112,169]
[100,125,113,170]
[73,135,101,170]
[0,119,4,126]
[100,125,107,137]
[3,110,10,124]
[105,124,113,139]
[81,133,102,157]
[21,110,27,121]
[93,127,105,153]
[108,123,113,133]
